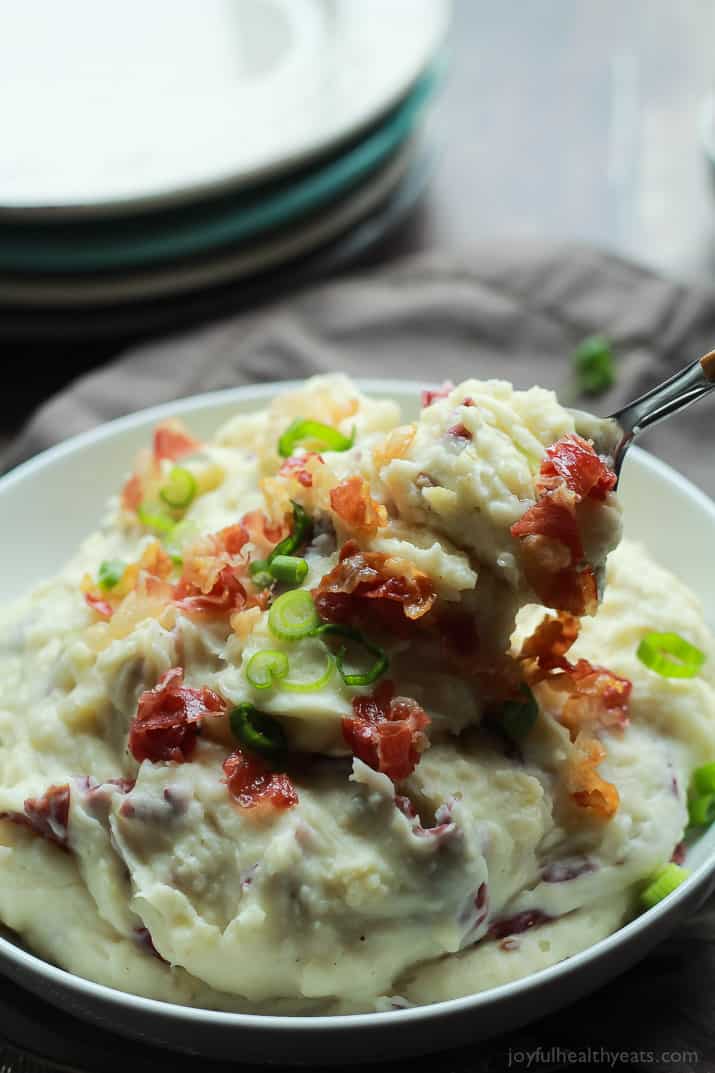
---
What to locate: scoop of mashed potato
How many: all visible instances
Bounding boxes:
[0,374,711,1014]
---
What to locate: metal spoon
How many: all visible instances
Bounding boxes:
[576,349,715,481]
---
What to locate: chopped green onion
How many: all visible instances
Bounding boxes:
[572,334,616,397]
[229,703,286,755]
[688,791,715,828]
[268,502,311,563]
[159,466,197,510]
[269,590,320,640]
[136,503,175,535]
[245,650,289,690]
[693,762,715,796]
[640,862,689,910]
[249,559,274,589]
[282,651,336,692]
[97,559,126,591]
[278,419,355,458]
[637,632,705,678]
[501,685,538,741]
[268,555,308,586]
[164,519,201,566]
[313,623,388,686]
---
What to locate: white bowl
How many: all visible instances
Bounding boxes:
[2,380,715,1064]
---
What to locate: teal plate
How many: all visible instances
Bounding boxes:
[0,67,439,276]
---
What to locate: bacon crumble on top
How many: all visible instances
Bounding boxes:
[510,434,617,616]
[519,612,630,820]
[313,540,437,629]
[223,748,298,811]
[128,667,227,764]
[343,680,430,782]
[120,419,201,513]
[152,420,201,464]
[0,784,71,849]
[329,476,388,536]
[278,452,324,488]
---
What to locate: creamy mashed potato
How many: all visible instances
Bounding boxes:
[0,374,712,1014]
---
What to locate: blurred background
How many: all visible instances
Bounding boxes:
[3,0,715,439]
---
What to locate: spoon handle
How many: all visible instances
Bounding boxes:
[609,350,715,474]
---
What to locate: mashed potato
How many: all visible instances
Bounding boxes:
[0,374,712,1014]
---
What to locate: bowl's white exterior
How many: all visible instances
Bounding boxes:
[1,381,714,1064]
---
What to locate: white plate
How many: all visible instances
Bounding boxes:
[0,0,449,218]
[0,137,416,308]
[1,380,715,1064]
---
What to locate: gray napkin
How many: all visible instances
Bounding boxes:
[3,241,715,1073]
[5,240,715,496]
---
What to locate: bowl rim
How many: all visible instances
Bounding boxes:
[1,377,714,1032]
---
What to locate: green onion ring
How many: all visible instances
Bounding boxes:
[229,703,286,755]
[268,555,308,586]
[636,632,705,678]
[640,862,689,910]
[268,589,321,640]
[245,650,289,690]
[312,623,388,686]
[278,419,355,459]
[136,503,175,535]
[159,466,198,510]
[267,502,311,563]
[281,651,336,693]
[98,559,126,591]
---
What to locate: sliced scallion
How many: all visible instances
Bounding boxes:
[245,650,289,690]
[688,791,715,828]
[229,703,286,755]
[313,623,388,686]
[98,559,126,591]
[267,501,311,563]
[136,503,175,535]
[693,762,715,796]
[159,466,197,510]
[268,555,308,586]
[164,519,201,566]
[281,651,335,692]
[637,632,705,679]
[572,335,616,397]
[640,863,689,910]
[501,685,538,741]
[278,419,355,458]
[268,589,320,640]
[249,559,274,589]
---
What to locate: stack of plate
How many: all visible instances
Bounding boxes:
[0,0,449,336]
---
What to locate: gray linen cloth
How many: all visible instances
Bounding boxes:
[2,242,715,1072]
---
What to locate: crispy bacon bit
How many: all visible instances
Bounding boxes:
[521,613,631,739]
[330,477,388,536]
[511,500,583,562]
[121,473,143,511]
[1,784,71,849]
[538,434,617,501]
[152,420,200,463]
[343,681,430,782]
[278,452,324,488]
[85,592,113,619]
[566,732,619,819]
[83,541,174,620]
[421,382,454,407]
[520,612,580,672]
[174,564,251,617]
[223,748,298,811]
[313,540,437,626]
[129,667,226,764]
[241,509,288,557]
[487,909,552,941]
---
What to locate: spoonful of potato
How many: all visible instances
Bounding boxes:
[582,349,715,480]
